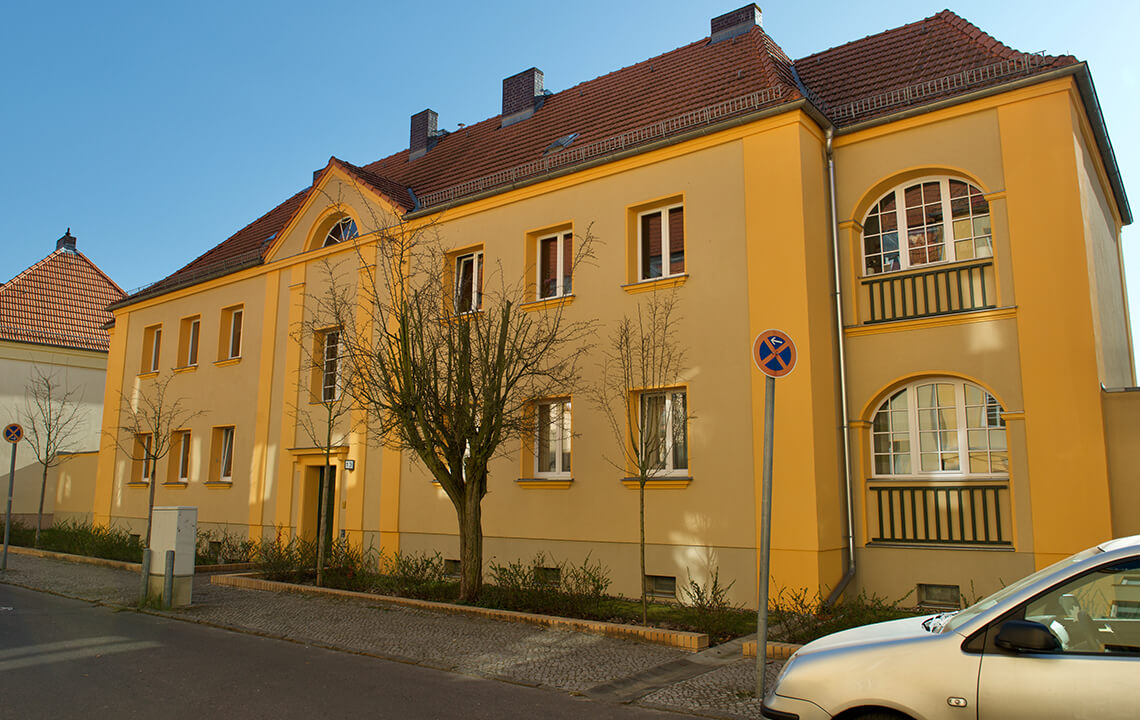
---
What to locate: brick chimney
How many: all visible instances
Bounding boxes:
[56,228,77,252]
[409,108,439,161]
[501,68,544,128]
[710,4,762,43]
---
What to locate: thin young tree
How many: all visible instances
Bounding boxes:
[115,371,203,547]
[293,262,358,586]
[320,196,596,602]
[21,366,85,547]
[596,290,689,624]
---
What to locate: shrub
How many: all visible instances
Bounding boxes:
[1,518,144,563]
[482,552,611,616]
[195,528,256,565]
[769,586,920,645]
[679,568,749,641]
[372,550,451,598]
[251,531,316,581]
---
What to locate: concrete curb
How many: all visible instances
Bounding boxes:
[741,639,800,659]
[6,545,141,571]
[213,573,710,651]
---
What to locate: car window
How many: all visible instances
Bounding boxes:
[1024,557,1140,654]
[943,547,1102,633]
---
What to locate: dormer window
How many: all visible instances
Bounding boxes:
[324,217,358,248]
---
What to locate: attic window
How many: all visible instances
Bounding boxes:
[324,217,358,248]
[543,133,579,156]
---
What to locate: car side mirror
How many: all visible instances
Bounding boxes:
[994,620,1061,653]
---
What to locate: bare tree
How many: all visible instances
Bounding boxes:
[317,195,597,602]
[115,371,203,547]
[596,290,689,624]
[293,262,359,586]
[21,366,85,547]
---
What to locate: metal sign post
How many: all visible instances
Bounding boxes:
[3,423,24,571]
[751,331,796,702]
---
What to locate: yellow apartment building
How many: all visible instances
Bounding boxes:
[91,7,1139,607]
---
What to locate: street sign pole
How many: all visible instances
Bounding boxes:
[756,372,775,700]
[3,437,16,570]
[750,330,796,703]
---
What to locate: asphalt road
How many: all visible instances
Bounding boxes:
[0,584,688,719]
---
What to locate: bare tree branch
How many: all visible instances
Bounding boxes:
[21,366,85,546]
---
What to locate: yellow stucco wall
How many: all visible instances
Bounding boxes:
[1102,389,1140,538]
[88,75,1131,606]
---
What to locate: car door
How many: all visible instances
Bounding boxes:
[976,556,1140,720]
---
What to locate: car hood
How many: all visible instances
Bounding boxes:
[795,615,937,655]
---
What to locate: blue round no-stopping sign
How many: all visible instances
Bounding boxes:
[753,329,797,379]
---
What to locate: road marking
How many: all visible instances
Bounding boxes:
[0,637,161,671]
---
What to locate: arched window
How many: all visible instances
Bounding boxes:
[323,217,358,248]
[871,379,1007,477]
[863,178,991,276]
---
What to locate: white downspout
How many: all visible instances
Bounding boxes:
[826,128,857,605]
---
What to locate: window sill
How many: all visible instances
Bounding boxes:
[205,480,233,488]
[162,481,188,488]
[173,364,198,374]
[516,477,573,489]
[126,481,150,488]
[214,357,241,368]
[137,371,159,379]
[621,476,692,489]
[522,294,575,312]
[621,274,688,295]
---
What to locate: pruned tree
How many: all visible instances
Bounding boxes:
[317,194,597,602]
[21,366,85,547]
[293,261,359,587]
[115,371,203,547]
[596,290,689,624]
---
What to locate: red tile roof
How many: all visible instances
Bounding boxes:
[0,248,126,352]
[795,10,1075,125]
[126,10,1095,304]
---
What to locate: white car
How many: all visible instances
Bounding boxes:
[762,535,1140,720]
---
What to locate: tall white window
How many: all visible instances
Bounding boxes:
[178,431,191,481]
[220,427,235,480]
[641,389,688,474]
[638,204,685,281]
[454,250,483,313]
[187,319,200,365]
[535,399,571,476]
[139,434,153,481]
[537,232,573,299]
[863,178,991,276]
[322,331,340,402]
[228,309,243,359]
[872,380,1007,477]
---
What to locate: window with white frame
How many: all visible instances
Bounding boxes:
[863,178,991,276]
[137,433,153,482]
[180,316,200,367]
[176,430,191,481]
[535,399,571,476]
[871,380,1007,477]
[142,325,162,373]
[220,427,235,480]
[638,204,685,281]
[454,250,483,313]
[641,389,688,474]
[227,308,243,359]
[323,217,358,248]
[321,330,340,402]
[537,232,573,299]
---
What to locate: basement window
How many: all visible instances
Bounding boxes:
[645,574,677,600]
[917,583,961,609]
[444,559,461,578]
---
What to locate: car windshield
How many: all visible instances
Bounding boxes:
[942,547,1103,633]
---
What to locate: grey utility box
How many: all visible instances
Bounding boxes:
[148,506,197,607]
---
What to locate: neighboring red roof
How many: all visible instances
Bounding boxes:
[127,9,1095,304]
[0,248,126,352]
[795,10,1075,125]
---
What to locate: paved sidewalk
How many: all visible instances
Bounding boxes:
[1,552,779,719]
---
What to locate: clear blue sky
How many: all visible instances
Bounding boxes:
[3,1,1138,357]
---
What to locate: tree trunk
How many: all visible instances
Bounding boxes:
[640,478,647,625]
[144,461,157,548]
[34,463,48,548]
[458,487,483,603]
[316,459,331,587]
